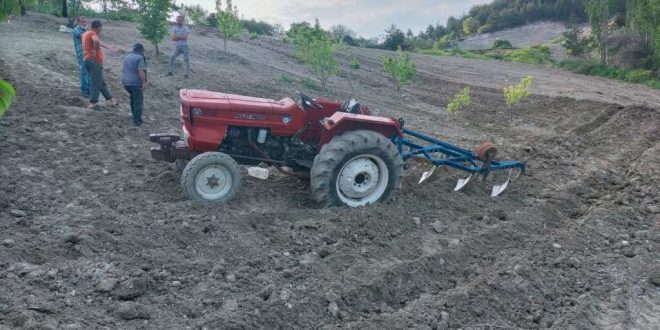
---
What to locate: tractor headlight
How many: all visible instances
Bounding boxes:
[282,115,292,124]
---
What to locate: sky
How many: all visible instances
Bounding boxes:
[176,0,492,38]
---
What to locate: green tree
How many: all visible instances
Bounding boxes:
[587,0,613,63]
[66,0,86,27]
[180,4,207,26]
[383,24,406,50]
[136,0,172,55]
[462,17,480,35]
[0,80,16,116]
[216,0,243,52]
[503,76,533,123]
[627,0,660,74]
[562,26,589,57]
[304,37,337,92]
[382,46,417,95]
[288,21,326,61]
[447,86,471,127]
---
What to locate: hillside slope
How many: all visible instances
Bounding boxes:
[0,13,658,330]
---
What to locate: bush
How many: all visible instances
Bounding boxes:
[242,19,275,36]
[249,32,258,40]
[350,58,360,70]
[625,69,653,83]
[0,79,16,116]
[562,26,588,57]
[433,35,450,50]
[492,39,513,49]
[500,45,552,64]
[559,60,660,89]
[105,8,140,22]
[477,23,494,34]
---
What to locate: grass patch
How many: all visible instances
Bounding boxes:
[301,78,319,91]
[419,45,553,65]
[559,60,660,89]
[280,74,294,84]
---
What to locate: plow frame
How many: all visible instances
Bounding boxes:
[395,128,526,175]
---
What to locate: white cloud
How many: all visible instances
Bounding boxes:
[177,0,491,37]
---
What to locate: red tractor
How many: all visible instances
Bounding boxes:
[150,90,525,207]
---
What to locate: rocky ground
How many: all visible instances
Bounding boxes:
[0,13,658,330]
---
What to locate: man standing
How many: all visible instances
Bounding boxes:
[121,44,148,126]
[72,16,89,98]
[82,20,117,109]
[166,15,190,79]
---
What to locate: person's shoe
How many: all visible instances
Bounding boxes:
[166,72,173,76]
[87,103,99,110]
[134,121,143,126]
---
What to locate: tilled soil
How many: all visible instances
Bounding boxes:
[0,13,659,330]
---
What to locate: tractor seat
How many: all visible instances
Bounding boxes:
[339,99,361,114]
[272,97,298,112]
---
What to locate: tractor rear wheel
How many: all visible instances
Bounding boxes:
[311,130,403,207]
[181,152,241,203]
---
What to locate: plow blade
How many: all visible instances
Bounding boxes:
[454,174,472,192]
[491,179,510,197]
[418,166,438,184]
[490,168,520,198]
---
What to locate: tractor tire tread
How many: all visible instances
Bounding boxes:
[311,130,403,207]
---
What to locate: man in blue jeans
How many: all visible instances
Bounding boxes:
[72,16,89,97]
[166,15,190,79]
[121,44,148,126]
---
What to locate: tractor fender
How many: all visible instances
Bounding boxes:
[318,112,402,146]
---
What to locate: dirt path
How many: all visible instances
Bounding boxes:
[1,13,658,330]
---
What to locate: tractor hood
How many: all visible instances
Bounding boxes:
[181,89,283,113]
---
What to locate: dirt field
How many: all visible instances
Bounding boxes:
[1,13,659,329]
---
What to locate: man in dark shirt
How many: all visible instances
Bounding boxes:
[121,44,148,126]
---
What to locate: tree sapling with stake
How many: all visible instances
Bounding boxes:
[447,86,471,127]
[382,46,416,96]
[503,76,533,124]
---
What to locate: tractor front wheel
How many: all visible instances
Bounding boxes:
[181,152,241,203]
[311,130,403,207]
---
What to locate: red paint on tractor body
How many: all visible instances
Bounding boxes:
[179,89,400,154]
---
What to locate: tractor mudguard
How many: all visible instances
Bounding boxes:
[318,112,402,146]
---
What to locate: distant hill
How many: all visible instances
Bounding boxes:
[449,0,589,37]
[457,21,567,51]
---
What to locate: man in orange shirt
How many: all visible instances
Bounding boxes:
[82,20,117,109]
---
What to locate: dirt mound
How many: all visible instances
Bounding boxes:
[0,13,658,329]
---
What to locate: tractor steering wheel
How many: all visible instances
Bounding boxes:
[296,91,324,110]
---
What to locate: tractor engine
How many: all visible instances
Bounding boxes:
[219,126,316,169]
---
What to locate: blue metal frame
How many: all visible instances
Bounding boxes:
[395,129,525,175]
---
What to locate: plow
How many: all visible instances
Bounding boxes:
[150,90,525,207]
[398,128,525,197]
